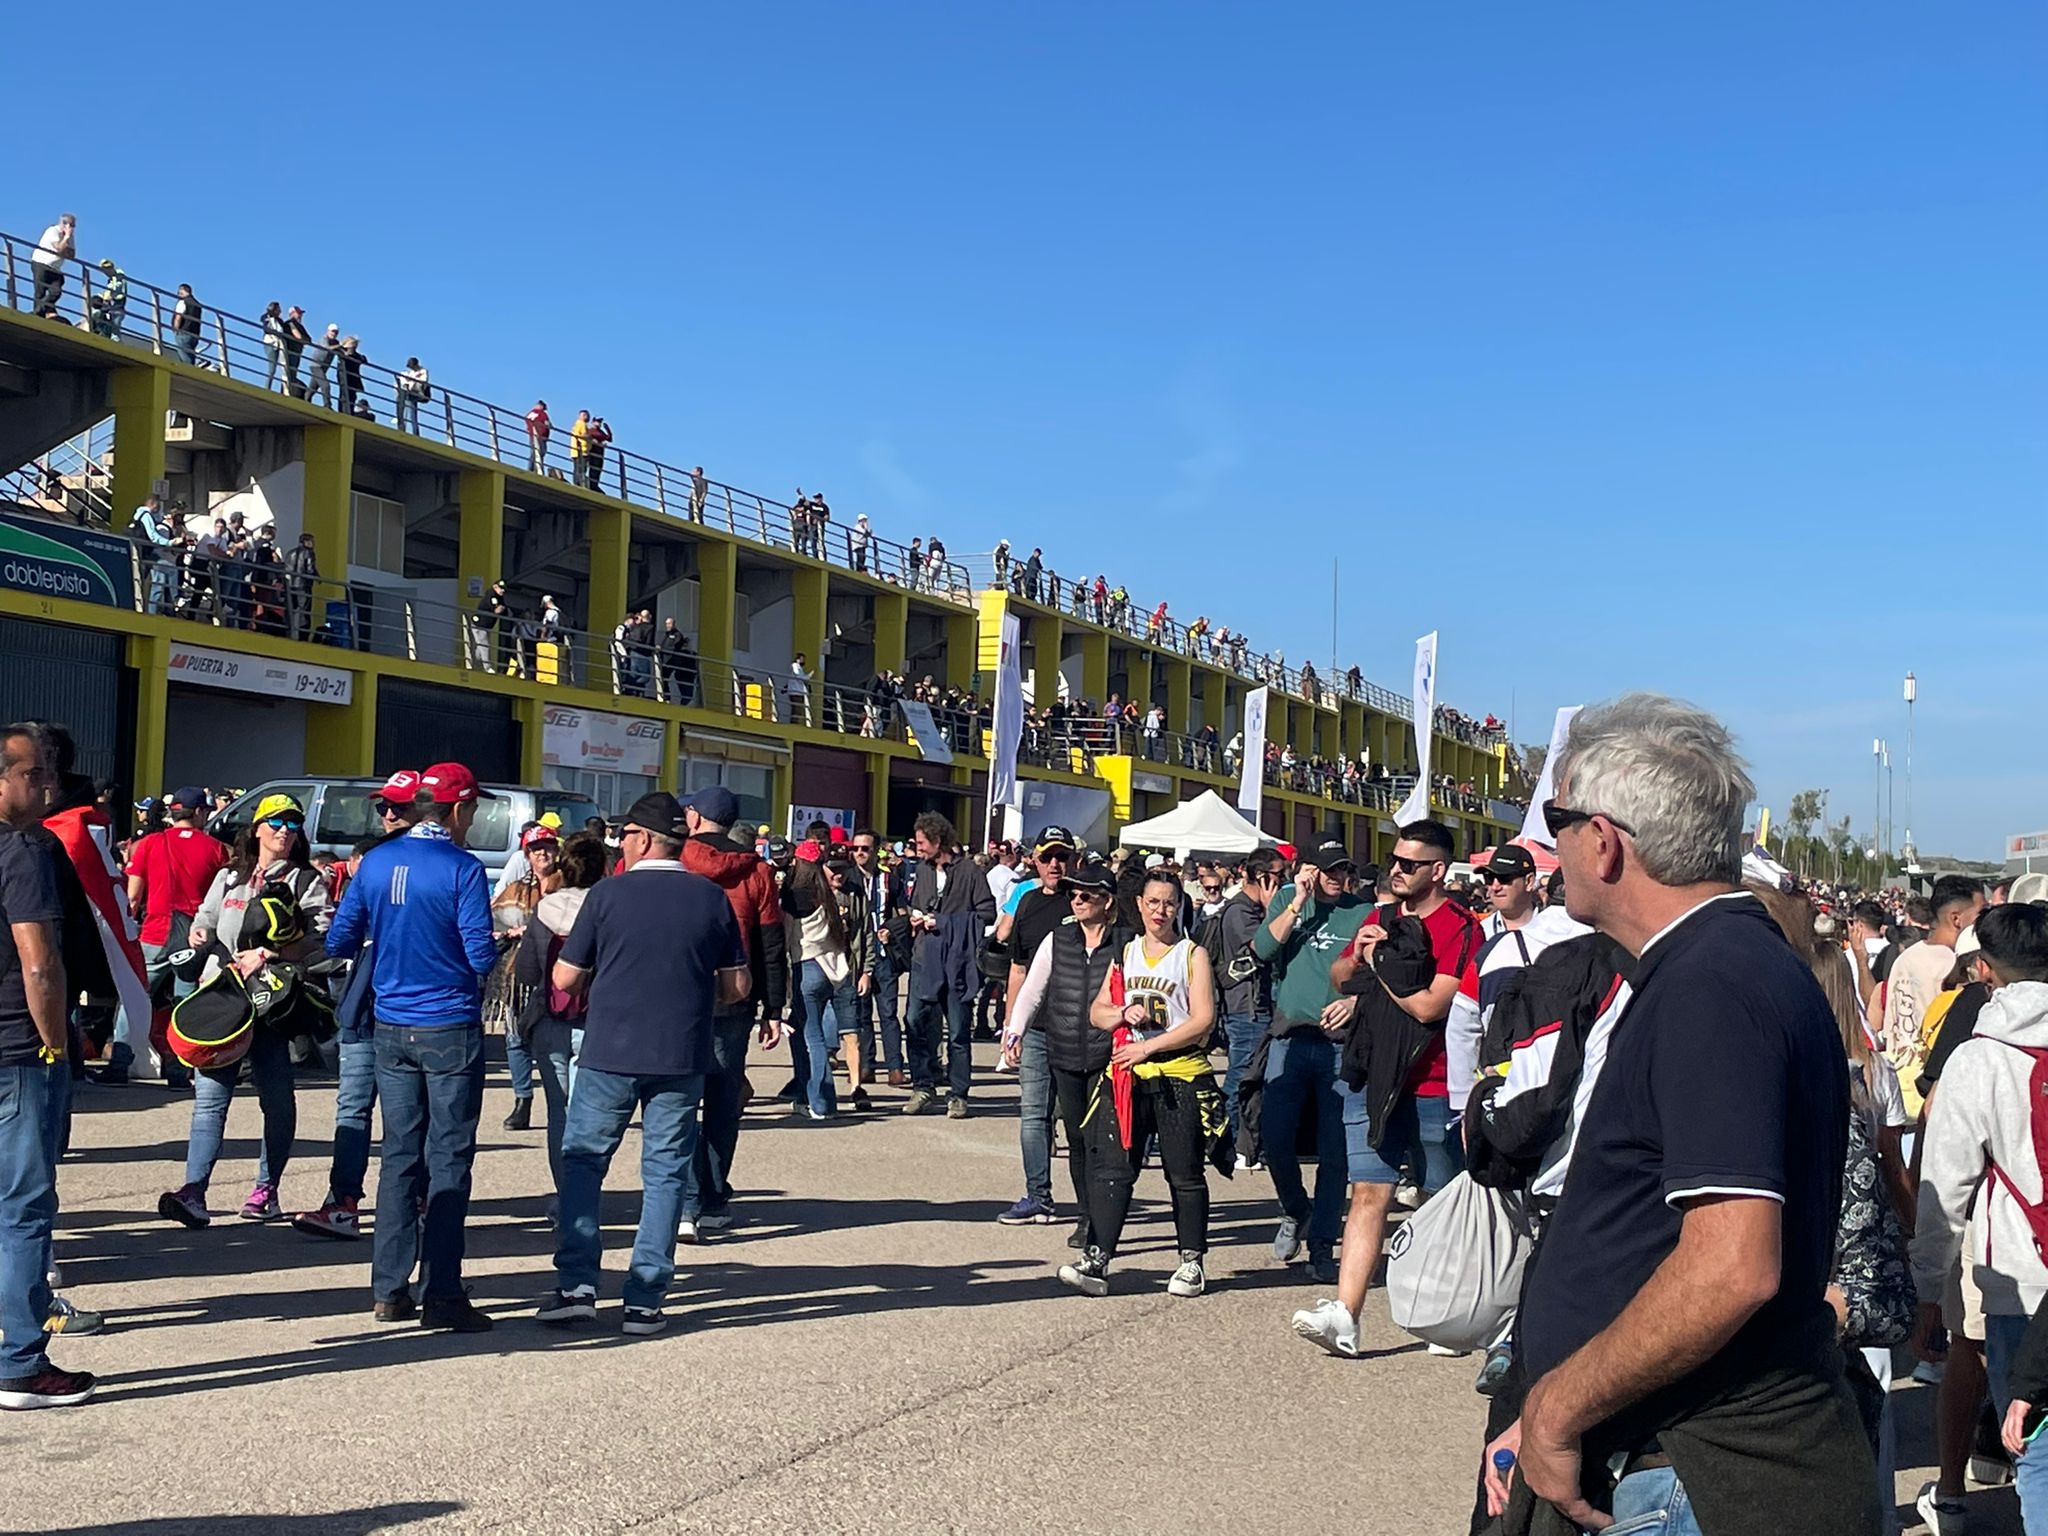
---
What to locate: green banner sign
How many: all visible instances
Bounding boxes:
[0,510,134,609]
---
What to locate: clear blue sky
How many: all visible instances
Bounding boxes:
[24,5,2045,857]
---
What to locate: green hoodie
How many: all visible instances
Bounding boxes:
[1252,883,1368,1031]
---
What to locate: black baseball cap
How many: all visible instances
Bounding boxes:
[622,791,686,839]
[1065,852,1115,892]
[1482,845,1537,881]
[1308,840,1356,872]
[1032,824,1076,855]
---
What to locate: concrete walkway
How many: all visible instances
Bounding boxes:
[5,1045,2016,1534]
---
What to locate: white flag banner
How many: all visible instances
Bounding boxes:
[1392,632,1439,826]
[986,610,1025,834]
[1236,685,1270,815]
[1519,705,1583,847]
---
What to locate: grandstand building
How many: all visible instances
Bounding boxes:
[0,228,1522,856]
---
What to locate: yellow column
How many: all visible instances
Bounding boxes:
[792,566,828,727]
[1033,613,1063,707]
[304,669,377,776]
[1126,650,1153,713]
[303,422,355,594]
[1080,629,1109,705]
[456,466,503,597]
[127,633,169,796]
[109,365,170,524]
[1099,755,1135,826]
[873,588,908,676]
[1164,656,1191,737]
[944,608,977,692]
[866,749,891,830]
[1200,668,1224,739]
[511,694,548,784]
[695,541,737,664]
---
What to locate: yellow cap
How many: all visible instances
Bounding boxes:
[538,811,563,829]
[254,793,304,822]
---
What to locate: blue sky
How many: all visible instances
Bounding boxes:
[23,5,2044,857]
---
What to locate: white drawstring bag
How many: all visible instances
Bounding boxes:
[1384,1173,1534,1353]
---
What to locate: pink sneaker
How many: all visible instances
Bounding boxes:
[291,1197,361,1240]
[239,1184,281,1222]
[157,1184,211,1228]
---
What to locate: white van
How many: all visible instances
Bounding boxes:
[210,778,605,875]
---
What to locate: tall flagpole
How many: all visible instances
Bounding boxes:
[1329,557,1338,680]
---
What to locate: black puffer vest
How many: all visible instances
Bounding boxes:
[1041,920,1124,1075]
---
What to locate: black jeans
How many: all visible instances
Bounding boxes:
[907,981,973,1099]
[692,1010,753,1214]
[1083,1072,1210,1261]
[1051,1064,1095,1242]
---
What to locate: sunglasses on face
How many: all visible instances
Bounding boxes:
[1037,850,1070,864]
[1070,888,1108,902]
[1387,854,1437,875]
[377,802,406,819]
[1486,873,1523,887]
[852,844,877,854]
[1542,799,1638,839]
[261,816,303,831]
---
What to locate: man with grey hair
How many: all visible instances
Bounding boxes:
[1485,694,1875,1534]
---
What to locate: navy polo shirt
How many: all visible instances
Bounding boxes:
[1517,893,1847,1425]
[557,860,745,1078]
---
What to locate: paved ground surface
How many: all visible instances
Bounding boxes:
[0,1041,2020,1535]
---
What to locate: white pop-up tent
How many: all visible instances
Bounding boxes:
[1116,789,1278,858]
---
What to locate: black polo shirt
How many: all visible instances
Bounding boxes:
[1010,882,1072,968]
[1518,893,1848,1429]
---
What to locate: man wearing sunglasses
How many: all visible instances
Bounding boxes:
[991,827,1077,1224]
[1477,845,1540,944]
[1296,819,1477,1359]
[1488,695,1874,1536]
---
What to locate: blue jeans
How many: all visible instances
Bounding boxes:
[505,1021,535,1101]
[1604,1464,1704,1536]
[1345,1088,1461,1191]
[1018,1029,1055,1204]
[184,1026,296,1193]
[796,959,857,1116]
[908,981,974,1099]
[1985,1313,2048,1530]
[1221,1010,1267,1154]
[1261,1031,1346,1254]
[531,1019,583,1196]
[328,1036,378,1202]
[860,945,902,1072]
[554,1067,703,1310]
[0,1063,63,1379]
[693,1011,752,1215]
[371,1024,484,1304]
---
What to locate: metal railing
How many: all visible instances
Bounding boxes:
[0,418,115,528]
[0,229,972,602]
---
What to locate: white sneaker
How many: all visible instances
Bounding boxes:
[1916,1481,1967,1536]
[1393,1179,1422,1211]
[1426,1342,1470,1357]
[1291,1298,1359,1357]
[676,1217,700,1245]
[1167,1255,1206,1298]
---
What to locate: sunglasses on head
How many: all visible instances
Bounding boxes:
[1542,799,1638,839]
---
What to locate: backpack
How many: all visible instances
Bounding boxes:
[1985,1040,2048,1267]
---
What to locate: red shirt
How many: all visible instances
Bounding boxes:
[1350,897,1479,1098]
[128,825,230,945]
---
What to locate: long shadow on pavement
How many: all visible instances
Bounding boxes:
[43,1501,463,1535]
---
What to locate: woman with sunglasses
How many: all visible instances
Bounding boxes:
[161,794,329,1227]
[1063,868,1222,1299]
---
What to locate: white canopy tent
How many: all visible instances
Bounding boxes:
[1115,789,1278,858]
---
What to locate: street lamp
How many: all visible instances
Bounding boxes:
[1872,738,1883,864]
[1903,671,1916,864]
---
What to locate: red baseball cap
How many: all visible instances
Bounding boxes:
[375,769,420,803]
[419,762,492,804]
[827,825,850,845]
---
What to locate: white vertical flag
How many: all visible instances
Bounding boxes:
[1392,632,1439,826]
[1236,685,1270,815]
[1519,705,1582,847]
[986,610,1024,838]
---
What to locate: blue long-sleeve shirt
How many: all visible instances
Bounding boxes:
[327,827,496,1028]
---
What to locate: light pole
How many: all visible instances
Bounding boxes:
[1903,671,1916,864]
[1872,737,1883,865]
[1884,743,1894,864]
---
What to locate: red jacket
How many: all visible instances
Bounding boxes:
[681,832,786,1017]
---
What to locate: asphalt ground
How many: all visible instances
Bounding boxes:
[0,1040,2018,1535]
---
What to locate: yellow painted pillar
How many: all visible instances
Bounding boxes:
[126,633,170,796]
[509,694,548,785]
[584,503,632,699]
[1164,656,1191,738]
[1033,613,1063,706]
[866,749,891,830]
[873,588,908,676]
[1126,650,1153,713]
[1098,755,1135,826]
[696,541,737,663]
[944,608,978,692]
[1080,629,1109,705]
[304,669,378,776]
[303,422,356,585]
[456,466,503,596]
[792,565,828,726]
[109,365,170,524]
[1199,668,1224,738]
